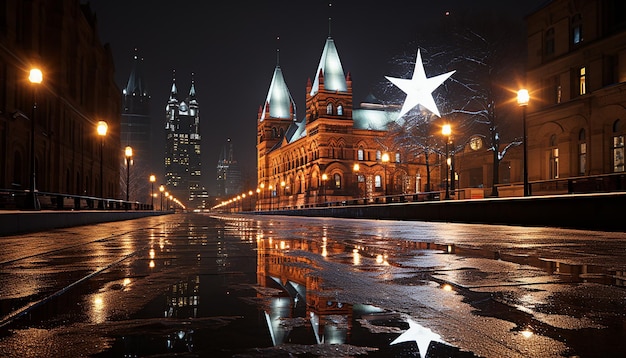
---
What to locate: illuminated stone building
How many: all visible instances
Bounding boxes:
[0,0,120,204]
[164,73,207,209]
[524,0,626,193]
[256,35,427,209]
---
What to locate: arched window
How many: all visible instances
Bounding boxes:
[395,153,401,163]
[612,119,625,172]
[376,150,382,161]
[374,175,382,188]
[279,128,285,138]
[326,103,333,115]
[578,129,587,175]
[357,148,364,161]
[333,173,341,189]
[272,127,277,138]
[337,105,343,116]
[549,134,559,179]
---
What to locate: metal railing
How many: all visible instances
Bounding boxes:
[0,189,155,211]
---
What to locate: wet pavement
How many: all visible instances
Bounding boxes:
[0,213,625,357]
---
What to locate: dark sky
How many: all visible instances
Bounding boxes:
[86,0,546,194]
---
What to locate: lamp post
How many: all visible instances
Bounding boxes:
[27,68,43,210]
[353,163,361,198]
[280,180,286,209]
[260,182,265,210]
[442,124,452,200]
[268,185,273,211]
[159,185,165,211]
[256,188,260,211]
[96,121,108,209]
[125,146,133,207]
[165,191,169,211]
[321,173,328,204]
[381,153,390,197]
[149,175,156,210]
[518,89,530,196]
[248,190,253,211]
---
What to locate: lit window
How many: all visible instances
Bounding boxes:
[572,14,583,44]
[549,135,559,179]
[376,150,381,160]
[579,67,586,95]
[395,153,400,163]
[334,174,341,189]
[374,175,382,188]
[357,148,364,161]
[613,120,624,172]
[337,105,343,116]
[326,103,333,115]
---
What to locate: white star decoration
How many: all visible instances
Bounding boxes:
[390,318,447,358]
[385,49,455,118]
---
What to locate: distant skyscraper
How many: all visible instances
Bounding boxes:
[122,50,152,203]
[164,72,207,210]
[216,138,242,197]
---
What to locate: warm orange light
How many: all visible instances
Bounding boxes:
[124,146,133,158]
[149,174,156,183]
[353,163,360,172]
[97,121,108,136]
[442,124,451,137]
[517,89,529,106]
[29,68,43,84]
[159,185,165,193]
[381,153,390,163]
[322,173,328,181]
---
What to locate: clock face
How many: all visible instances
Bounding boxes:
[470,136,483,150]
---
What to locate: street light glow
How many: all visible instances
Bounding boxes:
[28,68,43,84]
[442,124,451,136]
[97,121,108,136]
[517,89,529,106]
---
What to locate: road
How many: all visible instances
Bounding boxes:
[0,213,624,357]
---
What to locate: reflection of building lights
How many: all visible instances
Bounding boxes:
[447,245,454,254]
[521,328,533,338]
[149,248,155,259]
[149,260,155,268]
[442,284,453,291]
[280,241,286,250]
[376,254,384,264]
[353,249,361,265]
[123,278,131,286]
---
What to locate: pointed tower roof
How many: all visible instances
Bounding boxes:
[261,50,296,121]
[124,50,148,97]
[168,70,178,103]
[189,72,198,107]
[310,36,347,96]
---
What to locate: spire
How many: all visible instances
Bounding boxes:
[310,36,347,96]
[276,36,280,66]
[124,48,148,98]
[189,72,198,108]
[261,58,296,122]
[167,69,178,108]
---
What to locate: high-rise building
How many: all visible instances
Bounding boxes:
[121,51,152,203]
[164,72,207,210]
[216,138,242,197]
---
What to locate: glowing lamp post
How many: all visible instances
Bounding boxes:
[149,175,156,210]
[268,185,273,211]
[442,124,452,200]
[97,121,108,208]
[280,181,286,209]
[517,89,530,196]
[321,173,328,204]
[124,146,133,207]
[159,185,165,211]
[353,163,361,198]
[381,153,390,197]
[27,68,43,210]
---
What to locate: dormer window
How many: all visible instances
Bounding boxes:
[326,103,333,115]
[337,105,343,116]
[572,14,583,45]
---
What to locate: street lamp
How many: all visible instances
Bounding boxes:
[159,185,165,211]
[149,174,156,210]
[518,89,530,196]
[280,180,286,209]
[97,121,108,209]
[165,191,169,210]
[442,124,452,200]
[381,153,390,197]
[268,184,273,211]
[321,173,328,204]
[125,146,133,206]
[248,190,253,211]
[353,163,361,198]
[27,68,43,210]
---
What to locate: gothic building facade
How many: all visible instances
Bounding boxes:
[524,0,626,193]
[121,51,152,203]
[164,73,207,210]
[0,0,120,205]
[256,35,429,210]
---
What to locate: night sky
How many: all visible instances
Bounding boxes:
[86,0,546,194]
